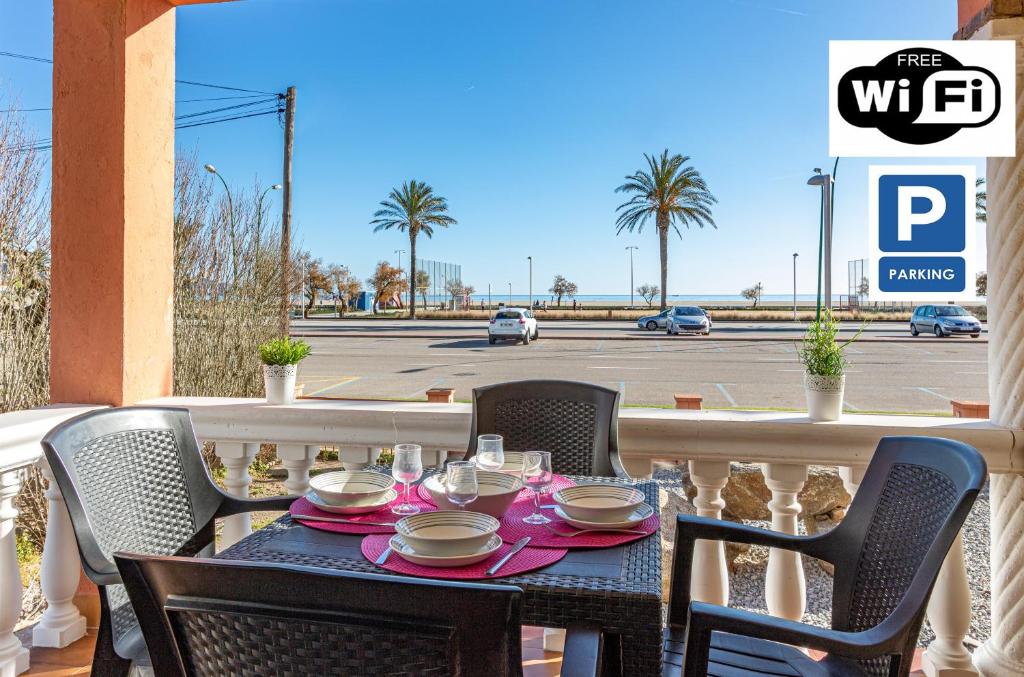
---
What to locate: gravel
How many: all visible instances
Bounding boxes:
[654,466,992,647]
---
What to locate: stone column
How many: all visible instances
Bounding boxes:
[762,463,808,621]
[688,460,731,606]
[963,10,1024,676]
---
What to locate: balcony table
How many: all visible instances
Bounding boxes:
[216,474,664,675]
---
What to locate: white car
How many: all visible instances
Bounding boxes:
[666,306,712,336]
[488,308,538,345]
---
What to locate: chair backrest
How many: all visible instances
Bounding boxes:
[825,436,986,676]
[41,407,227,657]
[114,553,525,677]
[465,379,622,477]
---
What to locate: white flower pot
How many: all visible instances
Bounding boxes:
[804,373,845,422]
[263,364,298,405]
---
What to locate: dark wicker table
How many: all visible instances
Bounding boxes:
[217,476,663,675]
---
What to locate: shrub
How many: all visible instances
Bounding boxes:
[258,337,312,366]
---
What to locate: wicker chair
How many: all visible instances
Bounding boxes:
[113,553,605,677]
[661,436,986,677]
[41,407,298,677]
[463,379,625,477]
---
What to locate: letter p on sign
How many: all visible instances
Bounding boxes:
[896,185,946,241]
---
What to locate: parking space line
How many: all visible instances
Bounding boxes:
[908,386,948,401]
[714,383,738,407]
[587,366,657,370]
[405,378,445,399]
[305,377,362,397]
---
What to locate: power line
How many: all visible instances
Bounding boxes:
[175,97,280,121]
[0,50,277,96]
[174,108,281,130]
[3,94,279,115]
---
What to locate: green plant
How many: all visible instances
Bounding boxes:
[798,309,864,377]
[258,337,311,366]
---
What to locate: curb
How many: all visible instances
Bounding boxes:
[290,332,988,344]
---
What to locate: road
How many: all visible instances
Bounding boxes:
[292,318,987,342]
[293,324,988,414]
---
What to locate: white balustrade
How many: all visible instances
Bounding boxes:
[31,461,87,648]
[278,444,317,495]
[688,460,730,606]
[215,441,258,548]
[339,446,382,471]
[923,533,977,677]
[762,463,808,622]
[0,470,28,676]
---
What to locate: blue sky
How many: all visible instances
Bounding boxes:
[1,0,981,297]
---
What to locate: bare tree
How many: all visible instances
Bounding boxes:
[637,284,659,307]
[741,282,763,308]
[328,264,361,316]
[549,275,578,306]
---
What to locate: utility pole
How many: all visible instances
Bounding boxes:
[626,246,638,307]
[792,252,799,321]
[279,85,296,336]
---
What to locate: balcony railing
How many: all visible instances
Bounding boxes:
[0,397,1019,676]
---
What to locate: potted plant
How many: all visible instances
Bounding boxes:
[258,337,312,405]
[798,310,862,421]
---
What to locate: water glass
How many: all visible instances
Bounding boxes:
[521,450,553,525]
[475,434,504,472]
[445,461,479,510]
[391,444,423,515]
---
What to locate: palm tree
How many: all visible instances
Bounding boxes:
[371,180,457,318]
[615,150,717,310]
[976,177,987,223]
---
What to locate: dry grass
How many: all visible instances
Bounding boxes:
[376,308,925,322]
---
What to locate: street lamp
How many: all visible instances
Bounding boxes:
[394,249,407,309]
[625,246,638,307]
[792,252,798,321]
[205,164,239,286]
[807,169,834,320]
[527,256,533,309]
[254,184,282,280]
[508,282,512,305]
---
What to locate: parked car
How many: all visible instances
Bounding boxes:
[637,309,671,330]
[666,306,712,336]
[488,308,539,344]
[910,304,982,338]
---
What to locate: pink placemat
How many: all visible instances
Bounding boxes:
[360,534,566,580]
[289,495,436,535]
[497,500,659,548]
[416,473,576,505]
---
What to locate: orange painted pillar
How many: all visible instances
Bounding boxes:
[50,0,179,406]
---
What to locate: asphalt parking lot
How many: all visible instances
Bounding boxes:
[294,326,987,414]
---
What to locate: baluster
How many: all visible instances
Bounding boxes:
[339,446,382,471]
[922,531,977,676]
[278,444,318,495]
[762,463,808,621]
[0,470,29,675]
[217,441,257,548]
[420,448,447,470]
[688,460,730,606]
[32,461,87,648]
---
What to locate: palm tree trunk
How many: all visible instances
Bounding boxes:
[657,213,669,311]
[409,232,418,319]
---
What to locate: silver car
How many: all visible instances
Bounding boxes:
[637,309,672,331]
[666,306,712,336]
[910,304,982,338]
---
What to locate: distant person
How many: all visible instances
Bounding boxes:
[572,299,577,311]
[480,300,484,311]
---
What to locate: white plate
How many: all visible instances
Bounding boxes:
[305,489,397,515]
[553,503,654,530]
[389,533,502,568]
[395,510,500,556]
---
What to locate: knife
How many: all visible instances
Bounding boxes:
[486,537,531,577]
[293,515,397,528]
[375,546,393,565]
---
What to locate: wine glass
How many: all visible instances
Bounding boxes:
[475,434,504,472]
[391,444,423,515]
[521,451,553,525]
[445,461,479,511]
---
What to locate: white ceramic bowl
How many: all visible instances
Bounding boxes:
[395,511,500,557]
[423,471,523,518]
[478,451,526,474]
[553,484,645,523]
[389,533,502,568]
[305,489,397,515]
[309,471,395,506]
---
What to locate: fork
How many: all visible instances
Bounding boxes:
[541,524,647,538]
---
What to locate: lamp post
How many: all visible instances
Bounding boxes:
[488,283,492,310]
[792,252,799,321]
[807,169,834,319]
[527,256,533,309]
[255,184,282,282]
[508,282,512,305]
[394,249,407,309]
[204,164,238,286]
[625,246,638,308]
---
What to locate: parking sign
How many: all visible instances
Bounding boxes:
[868,165,977,300]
